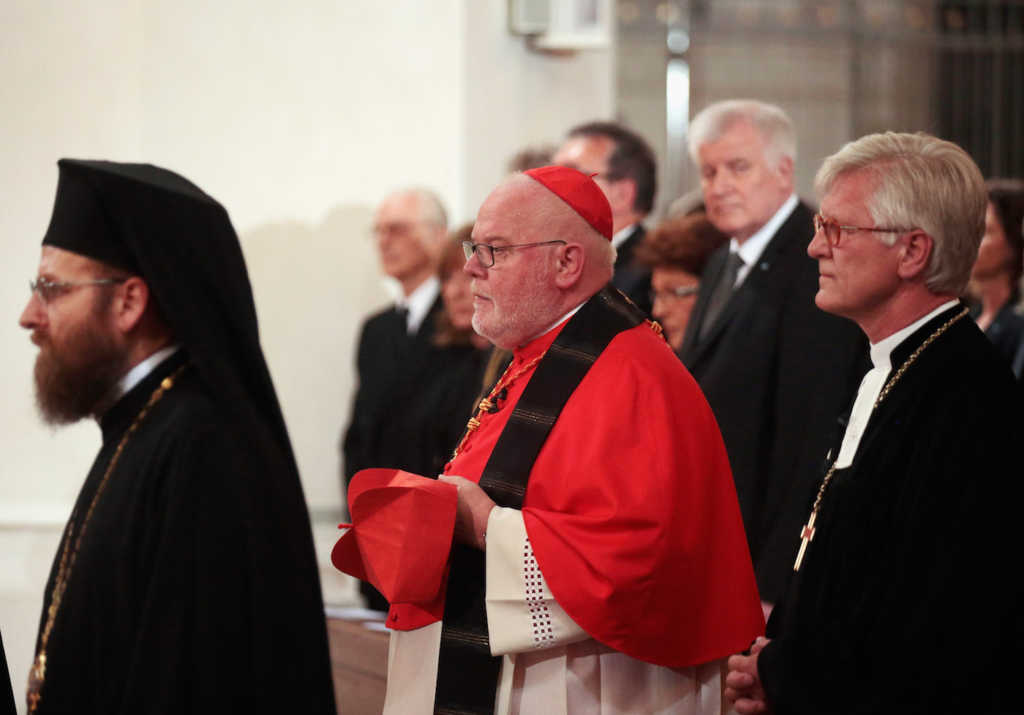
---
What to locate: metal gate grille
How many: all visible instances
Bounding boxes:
[936,1,1024,178]
[615,0,1024,210]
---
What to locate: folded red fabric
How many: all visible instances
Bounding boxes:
[332,469,457,613]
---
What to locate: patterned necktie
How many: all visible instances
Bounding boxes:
[699,250,744,340]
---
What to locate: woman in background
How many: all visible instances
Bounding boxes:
[636,211,728,353]
[422,225,493,473]
[967,179,1024,377]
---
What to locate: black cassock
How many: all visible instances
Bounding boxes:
[34,352,335,714]
[760,306,1024,713]
[1,630,13,715]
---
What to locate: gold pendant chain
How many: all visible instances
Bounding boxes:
[27,364,188,713]
[793,308,969,572]
[450,351,547,461]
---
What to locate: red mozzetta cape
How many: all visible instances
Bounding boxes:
[390,319,764,668]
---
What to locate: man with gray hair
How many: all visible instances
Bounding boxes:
[342,187,448,610]
[725,132,1023,714]
[680,100,865,611]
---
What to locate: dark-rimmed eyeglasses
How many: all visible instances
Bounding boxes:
[813,213,909,248]
[29,277,127,305]
[461,240,566,268]
[649,284,699,304]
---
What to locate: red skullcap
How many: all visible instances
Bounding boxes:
[524,165,613,240]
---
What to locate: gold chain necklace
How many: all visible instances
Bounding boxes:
[27,364,187,713]
[449,351,547,461]
[793,308,968,572]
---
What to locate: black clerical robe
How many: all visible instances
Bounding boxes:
[0,631,14,715]
[33,353,335,714]
[759,307,1024,713]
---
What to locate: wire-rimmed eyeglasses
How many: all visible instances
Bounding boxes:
[29,277,127,304]
[813,213,910,248]
[461,240,566,268]
[649,284,699,304]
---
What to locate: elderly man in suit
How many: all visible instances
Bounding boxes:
[342,187,448,610]
[679,100,865,614]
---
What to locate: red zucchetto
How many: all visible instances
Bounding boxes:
[524,165,613,241]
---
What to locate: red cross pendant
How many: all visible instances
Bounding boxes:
[793,512,818,572]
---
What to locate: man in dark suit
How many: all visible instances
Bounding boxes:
[554,121,657,314]
[342,187,447,610]
[679,101,866,614]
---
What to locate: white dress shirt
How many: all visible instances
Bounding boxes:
[729,194,799,288]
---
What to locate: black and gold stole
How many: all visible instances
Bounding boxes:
[433,285,646,714]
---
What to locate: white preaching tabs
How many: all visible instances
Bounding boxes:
[834,300,959,468]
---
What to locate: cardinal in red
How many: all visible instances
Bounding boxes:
[338,166,762,715]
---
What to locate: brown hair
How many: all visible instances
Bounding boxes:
[434,224,477,347]
[507,145,555,174]
[987,179,1024,294]
[635,212,728,275]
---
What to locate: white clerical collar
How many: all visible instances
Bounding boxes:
[869,299,961,372]
[397,275,440,335]
[730,194,798,287]
[100,344,181,420]
[520,302,586,347]
[834,299,959,469]
[611,223,639,250]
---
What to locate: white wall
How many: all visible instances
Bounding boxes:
[0,1,611,708]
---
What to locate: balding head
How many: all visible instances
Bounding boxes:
[465,173,614,349]
[373,188,448,294]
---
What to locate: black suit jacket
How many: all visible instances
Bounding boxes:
[679,201,867,602]
[612,224,653,316]
[342,295,445,483]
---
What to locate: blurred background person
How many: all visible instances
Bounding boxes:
[506,144,555,174]
[637,212,728,352]
[554,122,658,314]
[412,225,494,477]
[967,179,1024,377]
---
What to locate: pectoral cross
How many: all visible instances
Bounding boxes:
[793,512,817,572]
